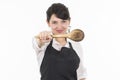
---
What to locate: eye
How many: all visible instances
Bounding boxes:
[62,20,66,23]
[52,21,57,24]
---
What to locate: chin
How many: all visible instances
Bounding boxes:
[53,31,66,35]
[56,32,66,35]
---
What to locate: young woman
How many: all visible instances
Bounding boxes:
[33,3,87,80]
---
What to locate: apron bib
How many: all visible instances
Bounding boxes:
[40,40,80,80]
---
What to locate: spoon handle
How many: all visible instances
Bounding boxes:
[52,34,68,38]
[35,34,68,39]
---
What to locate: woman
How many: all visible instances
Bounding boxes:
[33,3,87,80]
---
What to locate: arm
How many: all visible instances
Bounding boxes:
[32,37,48,55]
[71,41,87,80]
[32,37,51,66]
[32,31,52,54]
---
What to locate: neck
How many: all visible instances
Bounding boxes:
[55,38,67,46]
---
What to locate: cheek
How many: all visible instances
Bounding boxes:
[49,26,56,30]
[48,23,56,29]
[63,23,70,29]
[49,26,56,32]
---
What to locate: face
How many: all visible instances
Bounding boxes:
[47,14,70,35]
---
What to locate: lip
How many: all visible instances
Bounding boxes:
[56,30,64,33]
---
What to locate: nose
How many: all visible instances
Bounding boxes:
[57,22,64,29]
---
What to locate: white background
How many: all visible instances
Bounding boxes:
[0,0,120,80]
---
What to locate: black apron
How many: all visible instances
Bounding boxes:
[40,40,80,80]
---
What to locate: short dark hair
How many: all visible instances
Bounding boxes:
[46,3,71,22]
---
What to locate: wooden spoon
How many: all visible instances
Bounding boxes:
[52,29,84,42]
[35,29,84,42]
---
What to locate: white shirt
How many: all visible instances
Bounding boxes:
[32,38,87,80]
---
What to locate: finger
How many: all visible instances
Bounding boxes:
[48,31,52,35]
[47,34,52,40]
[39,32,42,39]
[41,32,45,40]
[44,31,48,40]
[41,31,49,40]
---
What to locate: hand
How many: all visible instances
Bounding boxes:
[36,31,52,44]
